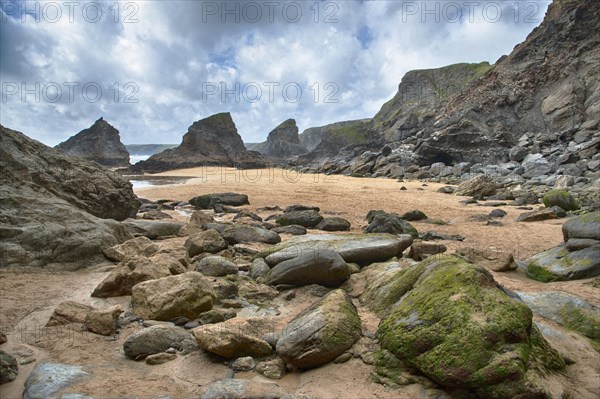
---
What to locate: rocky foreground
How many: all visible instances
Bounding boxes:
[1,161,599,398]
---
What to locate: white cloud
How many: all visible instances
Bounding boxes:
[0,0,551,146]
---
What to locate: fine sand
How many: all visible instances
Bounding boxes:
[1,168,598,398]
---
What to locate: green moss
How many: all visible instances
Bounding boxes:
[528,324,565,373]
[328,124,368,145]
[321,291,362,349]
[558,304,600,343]
[378,256,534,390]
[543,190,580,211]
[370,262,426,315]
[526,262,560,283]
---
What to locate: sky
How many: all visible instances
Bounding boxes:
[0,0,552,146]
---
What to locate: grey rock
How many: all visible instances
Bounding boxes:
[249,258,271,280]
[254,119,308,158]
[267,249,350,288]
[123,220,185,239]
[231,356,255,371]
[276,210,323,228]
[277,289,362,368]
[455,175,499,197]
[123,325,197,360]
[0,350,18,384]
[185,229,229,257]
[272,225,307,235]
[196,256,239,277]
[190,192,250,210]
[200,379,287,399]
[526,244,600,282]
[204,223,281,245]
[102,236,159,262]
[23,363,87,398]
[562,212,600,241]
[364,212,418,237]
[316,217,351,231]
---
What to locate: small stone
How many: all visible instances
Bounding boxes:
[0,331,6,344]
[360,352,375,365]
[489,209,507,218]
[221,299,243,309]
[145,352,177,365]
[166,347,177,354]
[184,321,200,329]
[231,356,256,371]
[400,186,407,191]
[333,352,352,364]
[171,316,190,326]
[0,350,18,383]
[283,291,296,301]
[256,357,286,379]
[143,320,175,328]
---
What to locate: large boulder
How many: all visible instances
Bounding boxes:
[23,363,88,398]
[179,210,214,235]
[316,217,351,231]
[91,254,176,297]
[185,229,228,257]
[377,255,564,398]
[190,192,250,209]
[123,325,197,360]
[46,301,94,326]
[85,305,123,336]
[55,117,130,167]
[0,125,137,269]
[525,244,600,282]
[456,247,517,272]
[266,249,350,288]
[195,256,238,277]
[132,113,265,172]
[204,222,281,244]
[276,289,361,368]
[543,189,580,211]
[455,175,499,197]
[131,272,215,321]
[562,212,600,241]
[192,318,274,359]
[263,233,412,266]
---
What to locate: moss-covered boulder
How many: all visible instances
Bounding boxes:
[276,289,361,368]
[543,190,579,211]
[525,244,600,282]
[377,255,564,398]
[562,212,600,241]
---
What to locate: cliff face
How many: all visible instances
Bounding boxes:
[253,119,308,159]
[412,0,599,165]
[133,112,266,172]
[55,117,130,167]
[299,119,373,162]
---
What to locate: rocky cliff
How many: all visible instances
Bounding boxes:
[253,119,308,159]
[55,117,130,167]
[133,112,266,172]
[0,125,139,269]
[295,0,599,183]
[299,119,372,162]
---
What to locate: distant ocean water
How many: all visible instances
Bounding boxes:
[129,154,151,164]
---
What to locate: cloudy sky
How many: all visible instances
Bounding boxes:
[1,0,551,146]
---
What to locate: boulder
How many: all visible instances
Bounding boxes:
[266,249,350,288]
[516,291,600,343]
[197,308,237,325]
[525,244,600,282]
[23,362,88,398]
[516,208,560,222]
[179,210,214,236]
[364,212,418,237]
[275,210,323,228]
[55,117,130,167]
[316,217,351,231]
[123,220,185,239]
[272,225,307,235]
[185,229,228,257]
[284,204,320,213]
[0,125,137,269]
[85,305,123,336]
[0,331,6,344]
[249,258,271,280]
[91,254,174,297]
[200,379,287,399]
[263,233,412,266]
[455,175,499,197]
[204,222,281,244]
[102,236,159,262]
[46,301,94,326]
[193,318,273,359]
[131,272,216,321]
[190,192,250,209]
[377,255,564,398]
[400,210,428,221]
[0,350,18,384]
[543,189,580,211]
[276,289,361,368]
[456,247,518,272]
[141,209,173,220]
[195,256,238,277]
[562,212,600,241]
[231,356,256,371]
[123,325,197,360]
[132,113,265,173]
[256,357,286,379]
